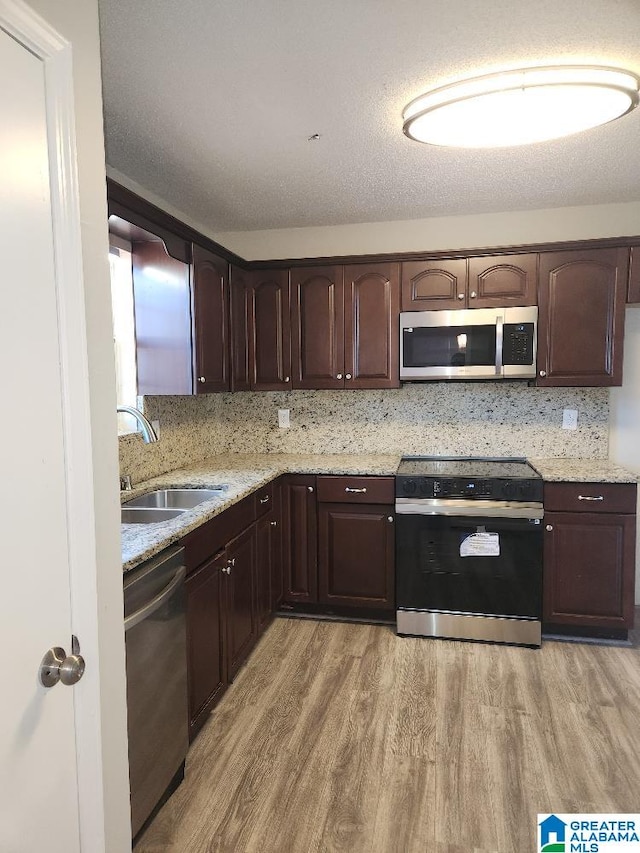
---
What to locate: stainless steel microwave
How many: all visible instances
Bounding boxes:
[400,306,538,381]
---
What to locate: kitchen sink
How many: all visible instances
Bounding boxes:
[121,507,187,524]
[124,487,227,509]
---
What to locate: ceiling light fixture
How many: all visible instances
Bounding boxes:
[402,65,640,148]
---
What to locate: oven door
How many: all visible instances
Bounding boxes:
[395,509,543,645]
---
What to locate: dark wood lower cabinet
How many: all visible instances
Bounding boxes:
[185,551,227,739]
[282,476,318,602]
[256,511,275,632]
[226,525,257,681]
[543,481,637,635]
[318,503,394,609]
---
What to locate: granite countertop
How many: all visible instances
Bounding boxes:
[122,452,638,572]
[121,453,401,572]
[529,458,639,484]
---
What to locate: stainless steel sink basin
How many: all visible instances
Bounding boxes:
[124,487,227,510]
[121,507,187,524]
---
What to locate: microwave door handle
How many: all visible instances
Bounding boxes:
[495,315,504,376]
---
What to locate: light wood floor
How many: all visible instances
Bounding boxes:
[137,616,640,853]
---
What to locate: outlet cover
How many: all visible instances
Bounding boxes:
[562,409,578,430]
[278,409,290,429]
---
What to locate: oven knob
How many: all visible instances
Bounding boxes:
[403,480,417,496]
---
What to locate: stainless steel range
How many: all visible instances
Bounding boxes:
[395,457,544,647]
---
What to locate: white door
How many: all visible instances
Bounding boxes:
[0,5,120,851]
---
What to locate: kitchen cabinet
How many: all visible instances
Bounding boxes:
[628,246,640,303]
[282,475,318,603]
[185,550,227,737]
[543,482,637,636]
[255,479,282,630]
[225,525,257,680]
[192,244,231,393]
[537,248,628,386]
[317,476,395,610]
[247,269,291,390]
[401,254,536,311]
[230,264,251,391]
[290,262,400,389]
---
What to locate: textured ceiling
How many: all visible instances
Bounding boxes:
[98,0,640,232]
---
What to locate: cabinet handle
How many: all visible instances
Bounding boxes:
[388,516,394,523]
[470,291,477,298]
[545,525,553,532]
[222,566,230,575]
[198,376,206,383]
[227,558,235,567]
[260,495,270,504]
[345,487,367,493]
[337,373,343,379]
[270,520,277,527]
[457,293,464,300]
[307,486,314,492]
[345,373,352,380]
[284,376,290,383]
[578,495,604,501]
[539,370,547,378]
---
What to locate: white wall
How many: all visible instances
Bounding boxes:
[214,201,640,261]
[28,1,131,849]
[610,306,640,604]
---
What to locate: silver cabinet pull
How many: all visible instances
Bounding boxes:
[345,373,352,380]
[222,566,230,575]
[337,373,343,379]
[198,376,206,383]
[307,486,314,492]
[284,376,290,383]
[227,558,236,567]
[388,516,394,523]
[40,637,85,688]
[578,495,604,501]
[457,293,464,300]
[345,487,367,493]
[539,370,547,377]
[270,520,278,527]
[470,291,477,298]
[260,495,270,504]
[546,524,553,531]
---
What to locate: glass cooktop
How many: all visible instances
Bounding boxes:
[397,457,540,480]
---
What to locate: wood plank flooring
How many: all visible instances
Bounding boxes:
[137,617,640,853]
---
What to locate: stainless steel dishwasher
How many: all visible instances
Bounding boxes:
[124,546,188,840]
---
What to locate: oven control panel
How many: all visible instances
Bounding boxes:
[396,476,543,502]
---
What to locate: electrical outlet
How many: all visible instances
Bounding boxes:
[562,409,578,430]
[278,409,290,429]
[151,419,160,438]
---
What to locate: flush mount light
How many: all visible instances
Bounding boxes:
[402,65,640,148]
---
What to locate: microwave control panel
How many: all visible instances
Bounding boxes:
[502,323,535,365]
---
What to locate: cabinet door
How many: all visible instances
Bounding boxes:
[537,248,628,386]
[192,244,230,393]
[282,476,318,603]
[401,258,467,310]
[270,480,284,611]
[344,262,400,389]
[248,269,291,390]
[318,503,394,609]
[290,265,344,389]
[185,551,227,739]
[628,247,640,303]
[230,264,250,391]
[468,254,537,308]
[255,512,273,633]
[226,525,257,680]
[543,511,636,629]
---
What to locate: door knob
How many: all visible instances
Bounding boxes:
[40,641,85,688]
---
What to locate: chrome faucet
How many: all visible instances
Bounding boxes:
[117,406,159,443]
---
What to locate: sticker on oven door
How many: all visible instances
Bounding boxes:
[460,532,500,557]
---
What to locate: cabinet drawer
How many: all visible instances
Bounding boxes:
[317,476,395,504]
[544,481,637,514]
[255,481,274,517]
[182,494,256,574]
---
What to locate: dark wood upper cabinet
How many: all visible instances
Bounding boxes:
[344,262,400,389]
[628,246,640,303]
[192,244,230,393]
[401,258,467,311]
[537,248,628,386]
[247,269,291,390]
[468,254,537,308]
[282,476,318,603]
[132,241,193,395]
[290,266,344,389]
[229,265,250,392]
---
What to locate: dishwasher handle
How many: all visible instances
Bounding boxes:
[125,564,186,632]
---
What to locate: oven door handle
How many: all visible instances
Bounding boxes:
[395,499,544,520]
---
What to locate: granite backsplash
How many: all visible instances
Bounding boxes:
[118,384,609,485]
